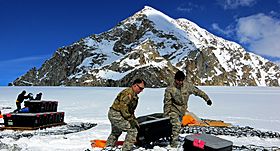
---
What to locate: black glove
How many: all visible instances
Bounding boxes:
[129,119,139,129]
[207,100,212,106]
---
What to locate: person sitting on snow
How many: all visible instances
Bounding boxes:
[29,92,43,100]
[35,92,42,100]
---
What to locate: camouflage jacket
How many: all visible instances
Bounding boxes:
[111,87,138,121]
[163,81,210,116]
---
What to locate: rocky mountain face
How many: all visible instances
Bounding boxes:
[12,6,280,87]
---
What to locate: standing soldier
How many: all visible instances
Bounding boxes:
[106,79,145,151]
[14,90,29,112]
[163,70,212,147]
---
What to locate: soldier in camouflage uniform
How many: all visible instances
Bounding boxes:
[106,79,145,151]
[163,70,212,147]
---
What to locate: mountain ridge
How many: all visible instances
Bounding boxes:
[12,6,280,87]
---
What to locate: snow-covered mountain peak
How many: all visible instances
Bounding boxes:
[12,6,280,87]
[140,6,174,23]
[130,6,191,40]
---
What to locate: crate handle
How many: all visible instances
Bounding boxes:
[193,138,205,149]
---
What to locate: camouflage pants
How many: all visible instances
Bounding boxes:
[168,112,181,148]
[106,108,138,151]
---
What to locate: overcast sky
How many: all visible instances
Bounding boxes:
[0,0,280,86]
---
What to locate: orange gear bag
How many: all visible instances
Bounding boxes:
[182,114,196,126]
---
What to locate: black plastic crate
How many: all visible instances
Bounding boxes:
[183,134,233,151]
[24,101,58,112]
[48,101,57,112]
[3,113,44,127]
[3,113,15,127]
[57,112,64,123]
[3,112,65,127]
[136,113,172,147]
[42,113,50,124]
[49,112,55,124]
[24,101,40,112]
[47,112,64,124]
[53,101,58,112]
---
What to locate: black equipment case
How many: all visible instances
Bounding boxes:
[136,113,172,147]
[3,112,65,128]
[24,100,58,113]
[183,134,233,151]
[2,100,65,130]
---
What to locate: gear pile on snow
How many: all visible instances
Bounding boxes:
[181,125,280,139]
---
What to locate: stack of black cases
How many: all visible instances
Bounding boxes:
[183,134,233,151]
[3,100,64,129]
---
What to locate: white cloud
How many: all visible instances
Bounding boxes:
[236,13,280,57]
[269,11,279,17]
[211,23,234,36]
[0,55,49,65]
[217,0,256,9]
[177,6,192,12]
[176,2,203,12]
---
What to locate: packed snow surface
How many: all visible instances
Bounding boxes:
[0,86,280,150]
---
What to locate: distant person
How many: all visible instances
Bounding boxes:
[163,70,212,147]
[35,92,42,100]
[105,79,145,151]
[14,90,29,112]
[27,93,34,100]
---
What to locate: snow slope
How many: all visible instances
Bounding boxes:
[0,86,280,150]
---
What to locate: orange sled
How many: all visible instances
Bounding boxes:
[91,139,124,148]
